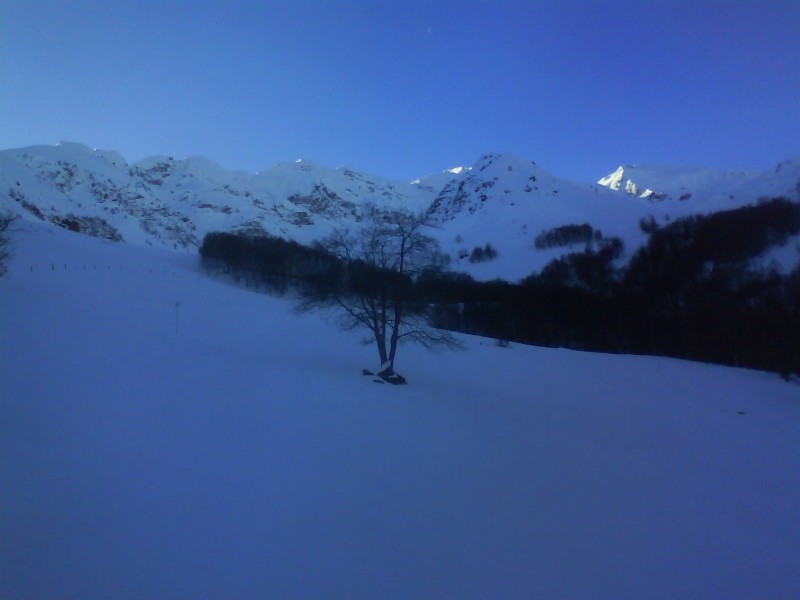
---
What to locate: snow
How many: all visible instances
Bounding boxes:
[598,162,800,208]
[2,221,799,599]
[3,142,799,282]
[0,143,434,256]
[752,232,800,274]
[427,152,656,281]
[429,153,800,281]
[446,166,468,175]
[597,166,625,190]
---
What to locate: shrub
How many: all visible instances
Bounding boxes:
[0,211,18,277]
[468,243,498,263]
[534,223,600,249]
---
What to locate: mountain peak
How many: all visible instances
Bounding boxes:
[597,161,800,203]
[597,166,625,190]
[472,152,535,173]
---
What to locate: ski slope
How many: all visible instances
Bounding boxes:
[2,222,799,599]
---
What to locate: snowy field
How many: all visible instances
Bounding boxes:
[2,223,799,599]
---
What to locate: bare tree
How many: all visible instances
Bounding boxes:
[299,207,459,383]
[0,212,18,278]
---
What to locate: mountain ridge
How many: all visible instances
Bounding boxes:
[2,142,799,281]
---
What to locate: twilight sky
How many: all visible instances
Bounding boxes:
[2,0,798,183]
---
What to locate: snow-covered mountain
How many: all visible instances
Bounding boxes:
[3,154,800,595]
[0,142,432,250]
[424,153,656,279]
[426,152,800,279]
[598,160,800,204]
[3,142,799,281]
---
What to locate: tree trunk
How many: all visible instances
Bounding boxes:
[376,333,389,371]
[377,329,401,381]
[385,306,402,377]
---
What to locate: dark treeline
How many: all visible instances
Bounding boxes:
[534,223,602,249]
[200,231,341,296]
[200,197,800,377]
[199,230,414,303]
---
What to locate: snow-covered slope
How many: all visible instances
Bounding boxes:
[2,143,799,282]
[2,221,799,599]
[430,153,800,280]
[0,142,434,251]
[598,160,800,205]
[425,153,654,280]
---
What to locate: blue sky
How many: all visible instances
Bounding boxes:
[2,0,798,182]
